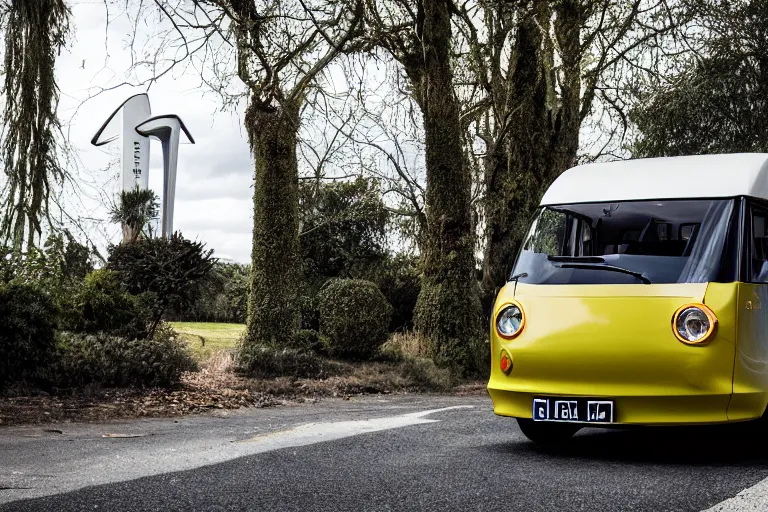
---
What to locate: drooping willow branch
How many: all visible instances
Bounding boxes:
[0,0,70,250]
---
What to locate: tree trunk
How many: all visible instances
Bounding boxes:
[243,99,301,347]
[481,3,581,300]
[122,223,137,244]
[414,0,482,374]
[1,0,69,251]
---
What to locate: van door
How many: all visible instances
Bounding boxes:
[731,202,768,420]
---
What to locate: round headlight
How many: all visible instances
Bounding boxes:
[673,304,716,344]
[496,303,525,339]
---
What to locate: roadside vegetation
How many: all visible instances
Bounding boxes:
[0,190,463,426]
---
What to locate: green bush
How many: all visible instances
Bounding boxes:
[298,291,320,330]
[59,269,148,339]
[236,344,340,379]
[107,233,217,334]
[167,262,249,324]
[317,279,392,359]
[374,255,421,332]
[50,324,197,388]
[299,178,389,283]
[1,233,93,286]
[0,283,57,385]
[289,329,328,353]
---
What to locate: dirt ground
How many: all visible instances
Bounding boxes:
[0,358,487,427]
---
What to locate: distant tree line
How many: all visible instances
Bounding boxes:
[166,262,249,324]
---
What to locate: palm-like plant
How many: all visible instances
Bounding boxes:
[109,188,160,243]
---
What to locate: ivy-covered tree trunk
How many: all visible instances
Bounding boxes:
[0,0,70,250]
[481,3,581,298]
[244,99,301,347]
[414,0,482,373]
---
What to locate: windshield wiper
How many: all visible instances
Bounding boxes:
[552,262,652,285]
[507,272,528,293]
[508,272,528,282]
[547,255,605,264]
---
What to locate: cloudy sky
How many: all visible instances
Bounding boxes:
[57,1,255,263]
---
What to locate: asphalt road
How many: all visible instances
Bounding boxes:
[3,394,768,511]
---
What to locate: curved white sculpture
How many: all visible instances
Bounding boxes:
[91,93,152,191]
[91,94,194,238]
[135,115,195,238]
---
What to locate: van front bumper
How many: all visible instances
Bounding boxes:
[487,386,768,425]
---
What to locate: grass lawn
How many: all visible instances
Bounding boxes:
[170,322,245,362]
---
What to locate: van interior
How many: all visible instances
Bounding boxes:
[554,200,713,259]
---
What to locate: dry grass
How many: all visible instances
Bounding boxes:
[245,359,455,397]
[381,331,430,358]
[199,350,235,374]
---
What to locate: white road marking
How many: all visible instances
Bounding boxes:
[704,477,768,511]
[237,405,473,447]
[0,405,473,504]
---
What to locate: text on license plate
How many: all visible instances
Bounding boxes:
[532,398,614,423]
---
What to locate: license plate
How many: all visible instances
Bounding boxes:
[532,397,614,423]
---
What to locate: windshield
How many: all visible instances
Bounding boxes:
[511,199,736,285]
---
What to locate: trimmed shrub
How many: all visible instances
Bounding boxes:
[0,283,57,385]
[50,324,197,388]
[59,269,148,339]
[236,344,340,379]
[317,279,392,359]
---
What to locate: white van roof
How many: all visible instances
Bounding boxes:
[540,153,768,205]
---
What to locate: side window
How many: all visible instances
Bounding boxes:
[750,206,768,283]
[525,209,566,255]
[566,216,593,256]
[523,209,593,257]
